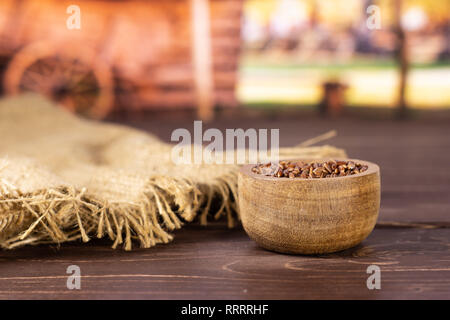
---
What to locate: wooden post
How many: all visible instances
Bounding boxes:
[191,0,214,121]
[394,0,409,118]
[320,81,347,117]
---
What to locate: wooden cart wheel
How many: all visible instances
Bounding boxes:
[3,42,114,119]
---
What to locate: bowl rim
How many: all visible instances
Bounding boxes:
[240,158,380,182]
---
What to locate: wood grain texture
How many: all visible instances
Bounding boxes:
[1,113,449,299]
[239,160,380,254]
[0,224,448,300]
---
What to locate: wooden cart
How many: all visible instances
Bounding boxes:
[0,0,242,119]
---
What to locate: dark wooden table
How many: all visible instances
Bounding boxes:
[1,112,449,299]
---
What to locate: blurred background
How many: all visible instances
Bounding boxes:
[0,0,448,120]
[0,0,449,224]
[241,0,449,114]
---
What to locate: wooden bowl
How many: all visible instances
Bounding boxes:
[238,159,380,254]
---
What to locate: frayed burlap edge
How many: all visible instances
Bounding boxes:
[0,143,346,251]
[0,170,240,250]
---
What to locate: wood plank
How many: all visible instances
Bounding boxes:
[0,224,448,299]
[1,114,449,300]
[191,0,214,121]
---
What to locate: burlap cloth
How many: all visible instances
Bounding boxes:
[0,95,347,250]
